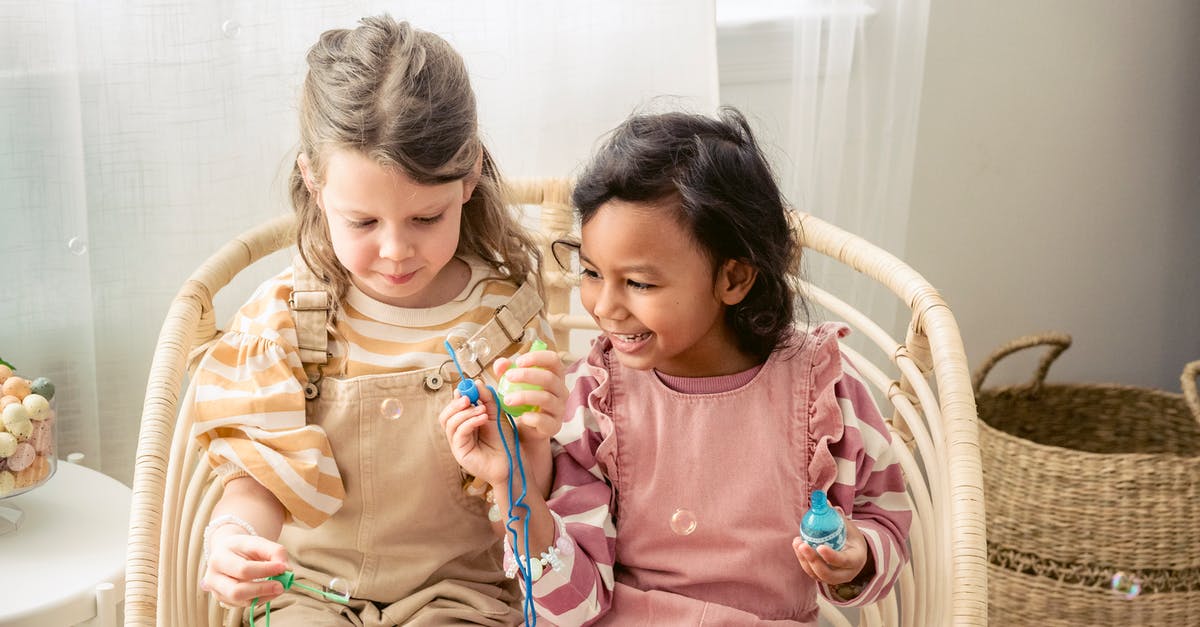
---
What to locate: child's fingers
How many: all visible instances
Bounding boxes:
[500,389,562,417]
[817,544,855,570]
[498,364,562,392]
[792,538,821,581]
[478,382,501,412]
[444,405,489,441]
[450,414,493,451]
[794,538,852,583]
[491,357,513,379]
[513,349,557,370]
[210,537,289,579]
[204,570,285,607]
[438,395,473,429]
[519,411,562,438]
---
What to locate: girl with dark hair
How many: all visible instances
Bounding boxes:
[443,107,912,624]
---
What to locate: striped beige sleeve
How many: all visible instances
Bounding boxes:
[191,329,345,528]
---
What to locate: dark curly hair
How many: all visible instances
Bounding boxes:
[571,106,806,361]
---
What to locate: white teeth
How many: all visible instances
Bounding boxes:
[615,332,649,342]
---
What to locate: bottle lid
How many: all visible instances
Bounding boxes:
[811,489,829,511]
[457,378,480,404]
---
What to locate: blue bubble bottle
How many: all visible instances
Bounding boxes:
[800,489,845,551]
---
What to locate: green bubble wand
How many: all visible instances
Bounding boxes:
[250,570,350,625]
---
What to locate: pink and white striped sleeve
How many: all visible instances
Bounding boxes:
[525,354,618,625]
[820,349,913,607]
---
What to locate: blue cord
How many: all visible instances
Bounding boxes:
[490,383,536,625]
[444,341,537,625]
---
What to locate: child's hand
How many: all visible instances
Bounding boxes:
[200,526,289,607]
[792,513,871,586]
[439,385,517,487]
[492,347,567,441]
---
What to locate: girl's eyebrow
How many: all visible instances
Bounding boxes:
[579,252,663,278]
[329,197,451,217]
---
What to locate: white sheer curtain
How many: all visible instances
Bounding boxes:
[717,0,929,340]
[0,0,718,483]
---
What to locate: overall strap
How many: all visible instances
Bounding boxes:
[289,254,331,367]
[454,278,543,379]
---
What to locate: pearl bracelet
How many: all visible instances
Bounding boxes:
[202,514,259,567]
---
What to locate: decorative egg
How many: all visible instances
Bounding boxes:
[5,418,32,441]
[30,420,52,455]
[0,470,14,496]
[6,442,35,472]
[30,420,52,454]
[0,432,16,457]
[31,455,50,482]
[0,395,19,411]
[0,365,11,384]
[1,376,30,400]
[14,462,39,488]
[30,377,54,401]
[22,394,49,421]
[2,403,30,428]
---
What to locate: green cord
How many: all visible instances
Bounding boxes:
[249,571,349,626]
[249,597,268,627]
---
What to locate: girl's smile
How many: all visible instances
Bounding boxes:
[608,330,653,354]
[381,269,420,285]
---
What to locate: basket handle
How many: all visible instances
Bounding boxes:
[971,332,1073,394]
[1183,361,1200,424]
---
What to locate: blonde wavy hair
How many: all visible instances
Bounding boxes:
[289,15,540,312]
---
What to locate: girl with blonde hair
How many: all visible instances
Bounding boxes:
[192,15,567,626]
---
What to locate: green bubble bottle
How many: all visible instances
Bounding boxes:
[495,338,547,416]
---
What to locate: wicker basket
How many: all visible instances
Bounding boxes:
[973,333,1200,626]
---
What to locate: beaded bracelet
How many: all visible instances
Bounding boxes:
[504,534,573,581]
[465,475,504,523]
[202,514,259,567]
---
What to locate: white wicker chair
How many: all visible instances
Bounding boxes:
[124,179,986,626]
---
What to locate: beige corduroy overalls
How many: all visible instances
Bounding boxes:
[254,258,542,626]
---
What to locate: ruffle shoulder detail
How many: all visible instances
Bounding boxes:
[806,322,852,493]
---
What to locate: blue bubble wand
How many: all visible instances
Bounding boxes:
[445,338,540,626]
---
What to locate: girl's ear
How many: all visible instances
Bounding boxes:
[461,148,483,203]
[715,259,757,306]
[297,153,317,194]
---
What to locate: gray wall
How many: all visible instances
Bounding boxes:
[906,0,1200,390]
[719,1,1200,392]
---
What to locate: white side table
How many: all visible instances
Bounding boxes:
[0,460,131,626]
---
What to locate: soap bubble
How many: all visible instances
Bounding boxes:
[1110,572,1142,600]
[467,337,492,363]
[325,577,351,603]
[67,236,88,255]
[379,398,404,420]
[221,19,241,38]
[446,328,471,354]
[669,508,697,536]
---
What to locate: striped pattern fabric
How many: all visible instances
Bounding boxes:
[526,339,912,623]
[191,257,551,528]
[820,360,912,607]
